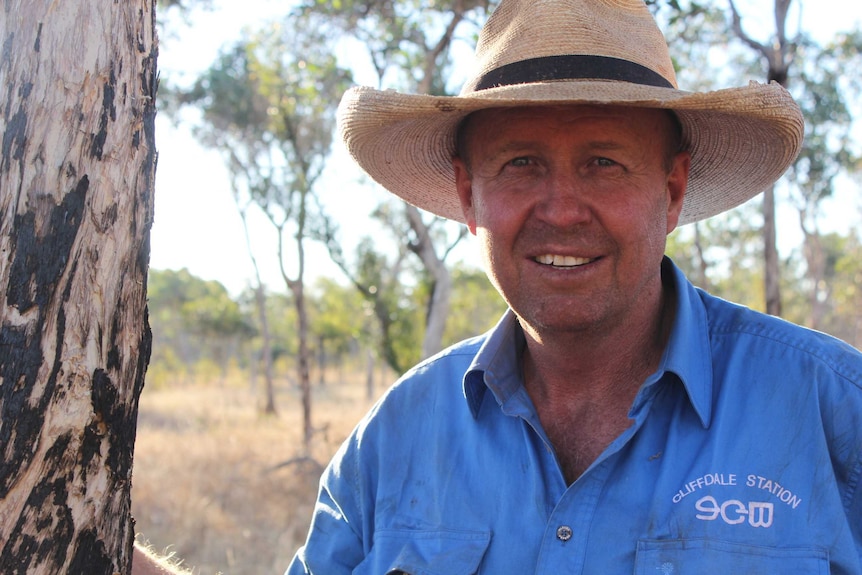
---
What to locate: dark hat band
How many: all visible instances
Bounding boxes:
[469,54,674,92]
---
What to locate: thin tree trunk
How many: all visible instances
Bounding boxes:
[799,211,827,330]
[728,0,792,317]
[692,222,710,290]
[318,335,327,387]
[280,211,313,454]
[763,185,782,316]
[255,283,277,415]
[366,348,375,402]
[290,279,313,452]
[235,200,276,415]
[405,204,452,359]
[0,1,156,573]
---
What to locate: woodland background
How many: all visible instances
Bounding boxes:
[133,0,861,573]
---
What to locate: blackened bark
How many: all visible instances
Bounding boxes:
[0,1,157,573]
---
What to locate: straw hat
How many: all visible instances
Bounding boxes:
[337,0,804,225]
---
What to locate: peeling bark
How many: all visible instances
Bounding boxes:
[0,1,157,573]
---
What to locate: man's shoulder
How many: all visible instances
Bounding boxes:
[698,289,862,385]
[363,334,488,421]
[405,333,489,378]
[401,334,485,394]
[340,334,490,466]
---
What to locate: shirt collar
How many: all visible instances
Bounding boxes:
[463,257,714,427]
[463,311,524,419]
[653,256,714,428]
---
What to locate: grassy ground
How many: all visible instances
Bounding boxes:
[132,371,380,574]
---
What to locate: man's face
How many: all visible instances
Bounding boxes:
[454,105,690,338]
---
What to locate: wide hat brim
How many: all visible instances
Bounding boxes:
[338,79,804,226]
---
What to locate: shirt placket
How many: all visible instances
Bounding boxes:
[528,381,663,574]
[533,457,617,574]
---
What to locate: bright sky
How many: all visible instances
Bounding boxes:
[150,0,862,297]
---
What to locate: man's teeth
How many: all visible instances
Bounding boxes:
[535,255,593,267]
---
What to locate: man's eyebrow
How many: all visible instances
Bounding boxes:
[508,140,630,157]
[584,140,627,151]
[491,140,540,152]
[479,138,630,161]
[478,140,541,161]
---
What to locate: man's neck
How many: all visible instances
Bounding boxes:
[520,272,676,409]
[517,276,677,483]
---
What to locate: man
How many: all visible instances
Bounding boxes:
[286,0,862,573]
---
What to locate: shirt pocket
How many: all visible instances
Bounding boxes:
[636,538,830,574]
[352,528,491,575]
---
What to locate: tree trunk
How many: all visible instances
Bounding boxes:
[728,0,792,317]
[692,222,710,291]
[0,1,156,574]
[799,212,827,330]
[255,283,277,415]
[763,186,782,316]
[236,201,276,415]
[317,334,327,387]
[289,279,313,453]
[366,348,375,402]
[405,205,451,359]
[423,271,452,359]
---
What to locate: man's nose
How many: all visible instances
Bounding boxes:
[533,169,592,227]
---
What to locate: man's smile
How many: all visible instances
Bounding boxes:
[533,254,597,268]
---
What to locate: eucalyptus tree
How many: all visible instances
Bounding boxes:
[647,0,733,292]
[726,0,795,317]
[719,2,861,323]
[172,21,352,452]
[324,212,425,375]
[300,0,499,362]
[653,0,797,316]
[652,0,861,323]
[235,192,278,414]
[784,30,862,330]
[0,1,156,572]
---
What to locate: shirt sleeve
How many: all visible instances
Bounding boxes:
[285,438,369,575]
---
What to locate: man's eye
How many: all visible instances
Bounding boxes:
[594,157,617,167]
[509,157,531,167]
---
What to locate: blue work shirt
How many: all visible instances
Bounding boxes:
[288,259,862,574]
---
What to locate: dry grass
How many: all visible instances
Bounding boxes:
[132,371,380,574]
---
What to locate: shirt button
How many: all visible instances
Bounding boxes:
[556,525,573,541]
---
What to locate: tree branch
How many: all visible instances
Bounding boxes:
[728,0,770,58]
[774,0,791,47]
[419,3,467,94]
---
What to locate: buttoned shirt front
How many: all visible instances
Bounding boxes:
[288,259,862,574]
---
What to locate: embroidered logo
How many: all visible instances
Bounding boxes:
[694,496,774,528]
[671,471,802,529]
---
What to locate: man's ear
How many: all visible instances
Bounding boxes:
[665,150,690,234]
[453,158,478,235]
